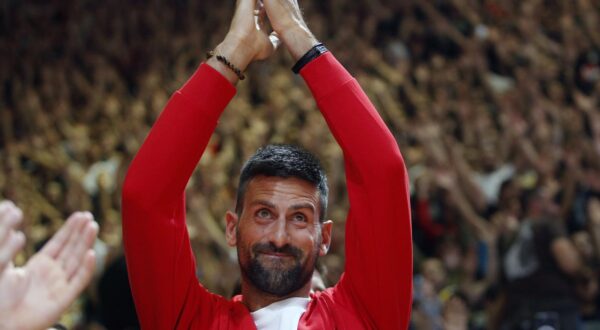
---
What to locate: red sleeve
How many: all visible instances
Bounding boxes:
[300,53,413,329]
[121,64,236,329]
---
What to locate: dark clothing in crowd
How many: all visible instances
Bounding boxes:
[501,219,579,330]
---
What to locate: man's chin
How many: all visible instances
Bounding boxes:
[255,260,299,284]
[246,259,305,296]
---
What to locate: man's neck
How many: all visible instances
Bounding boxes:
[240,280,312,312]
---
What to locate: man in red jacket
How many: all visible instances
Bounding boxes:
[122,0,413,329]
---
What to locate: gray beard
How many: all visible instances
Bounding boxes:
[240,243,316,297]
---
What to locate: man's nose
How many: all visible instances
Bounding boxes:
[269,216,289,248]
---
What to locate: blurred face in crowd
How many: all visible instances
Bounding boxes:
[587,197,600,224]
[226,176,332,297]
[479,143,499,172]
[572,231,594,261]
[442,294,469,329]
[438,239,462,273]
[462,247,478,277]
[498,180,522,217]
[422,258,447,290]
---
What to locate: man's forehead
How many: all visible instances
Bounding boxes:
[244,176,321,205]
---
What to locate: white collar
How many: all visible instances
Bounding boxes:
[251,297,310,330]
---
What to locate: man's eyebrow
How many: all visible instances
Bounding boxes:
[250,200,316,212]
[290,203,316,212]
[251,200,277,209]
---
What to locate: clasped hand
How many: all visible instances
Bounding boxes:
[214,0,319,79]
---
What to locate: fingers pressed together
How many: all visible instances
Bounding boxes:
[0,201,25,274]
[40,211,98,281]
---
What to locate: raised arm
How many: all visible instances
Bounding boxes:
[304,53,413,330]
[264,2,412,328]
[121,1,278,328]
[121,55,235,330]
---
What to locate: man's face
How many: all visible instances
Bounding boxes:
[226,176,332,297]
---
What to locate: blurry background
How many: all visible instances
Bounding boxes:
[1,0,600,329]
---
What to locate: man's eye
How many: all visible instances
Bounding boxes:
[292,213,306,222]
[257,209,271,218]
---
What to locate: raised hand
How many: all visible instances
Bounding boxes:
[262,0,320,60]
[209,0,280,83]
[0,203,98,330]
[226,0,280,62]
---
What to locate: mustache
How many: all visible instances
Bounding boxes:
[252,242,303,259]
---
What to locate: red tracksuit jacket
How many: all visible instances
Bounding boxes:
[122,52,413,329]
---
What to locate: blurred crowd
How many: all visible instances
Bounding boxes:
[1,0,600,329]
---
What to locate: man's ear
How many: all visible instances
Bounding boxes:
[225,211,239,247]
[319,220,333,256]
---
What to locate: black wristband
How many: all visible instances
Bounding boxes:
[292,43,329,74]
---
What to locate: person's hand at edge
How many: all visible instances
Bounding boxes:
[0,201,25,276]
[0,201,98,330]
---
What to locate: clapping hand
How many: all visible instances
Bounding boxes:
[0,201,98,330]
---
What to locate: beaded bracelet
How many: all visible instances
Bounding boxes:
[206,50,246,81]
